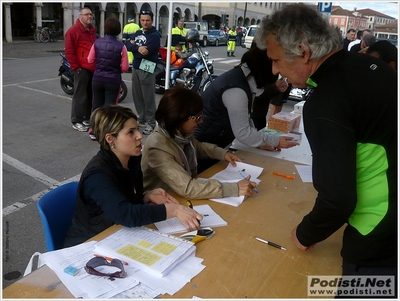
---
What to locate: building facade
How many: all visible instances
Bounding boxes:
[2,2,285,43]
[2,2,397,43]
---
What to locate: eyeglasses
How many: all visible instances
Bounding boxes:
[84,257,127,279]
[188,114,203,123]
[141,10,151,15]
[80,13,93,17]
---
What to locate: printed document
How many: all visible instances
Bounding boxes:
[209,162,263,207]
[93,227,196,278]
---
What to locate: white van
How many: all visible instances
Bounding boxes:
[244,25,258,49]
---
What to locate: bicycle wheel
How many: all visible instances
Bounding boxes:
[34,31,41,42]
[40,30,50,43]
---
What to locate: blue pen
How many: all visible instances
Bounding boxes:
[238,169,259,194]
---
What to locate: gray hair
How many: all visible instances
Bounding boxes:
[362,34,376,47]
[255,3,342,62]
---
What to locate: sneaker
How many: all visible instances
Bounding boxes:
[72,123,89,132]
[82,120,90,126]
[88,129,96,141]
[142,125,153,135]
[138,122,148,128]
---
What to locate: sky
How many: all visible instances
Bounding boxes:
[327,2,398,19]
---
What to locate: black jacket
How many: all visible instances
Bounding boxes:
[63,148,166,247]
[194,66,252,148]
[298,50,397,267]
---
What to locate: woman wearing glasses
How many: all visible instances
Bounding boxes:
[141,87,256,200]
[63,105,202,248]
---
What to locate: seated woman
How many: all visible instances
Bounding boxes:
[141,87,257,200]
[63,105,202,248]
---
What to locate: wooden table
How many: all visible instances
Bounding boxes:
[3,150,343,299]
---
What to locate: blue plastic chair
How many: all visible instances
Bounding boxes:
[37,182,78,251]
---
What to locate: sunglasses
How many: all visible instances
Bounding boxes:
[84,256,127,279]
[188,114,203,123]
[141,10,151,15]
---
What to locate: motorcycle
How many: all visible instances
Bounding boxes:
[58,52,128,102]
[155,42,217,95]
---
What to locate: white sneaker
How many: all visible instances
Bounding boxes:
[72,123,89,132]
[138,122,148,128]
[142,125,153,135]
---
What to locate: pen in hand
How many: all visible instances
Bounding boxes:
[238,169,259,194]
[186,200,201,225]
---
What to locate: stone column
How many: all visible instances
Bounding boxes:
[118,10,124,40]
[35,3,44,29]
[4,3,12,43]
[62,3,73,36]
[99,9,105,37]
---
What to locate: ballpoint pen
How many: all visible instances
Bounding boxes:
[254,236,287,251]
[186,200,201,225]
[238,169,259,194]
[94,254,129,265]
[272,171,295,180]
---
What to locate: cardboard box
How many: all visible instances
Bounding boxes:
[294,101,305,114]
[267,111,301,133]
[261,128,302,143]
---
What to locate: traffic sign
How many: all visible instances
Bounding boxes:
[318,2,332,13]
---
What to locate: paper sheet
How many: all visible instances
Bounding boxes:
[154,204,227,234]
[208,162,263,207]
[93,227,196,278]
[295,164,313,182]
[41,241,139,299]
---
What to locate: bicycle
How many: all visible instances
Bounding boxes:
[40,27,59,43]
[33,27,43,42]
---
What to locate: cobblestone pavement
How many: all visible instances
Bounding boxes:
[2,38,65,58]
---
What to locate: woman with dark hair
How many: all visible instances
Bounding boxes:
[63,105,202,247]
[194,43,298,152]
[141,87,257,200]
[87,17,129,140]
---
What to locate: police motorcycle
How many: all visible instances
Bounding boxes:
[155,29,217,94]
[58,52,128,102]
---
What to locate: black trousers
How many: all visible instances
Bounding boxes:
[335,260,397,298]
[71,68,93,124]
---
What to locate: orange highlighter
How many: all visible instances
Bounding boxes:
[272,171,295,180]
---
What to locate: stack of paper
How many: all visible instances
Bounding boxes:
[93,227,196,278]
[154,204,227,234]
[41,238,206,298]
[209,162,263,207]
[42,241,140,299]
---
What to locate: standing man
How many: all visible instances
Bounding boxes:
[237,27,243,47]
[65,7,97,132]
[227,26,237,57]
[256,3,397,293]
[342,28,356,50]
[123,16,140,72]
[126,10,161,135]
[171,20,187,51]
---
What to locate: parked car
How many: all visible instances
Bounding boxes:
[207,30,229,46]
[244,25,258,49]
